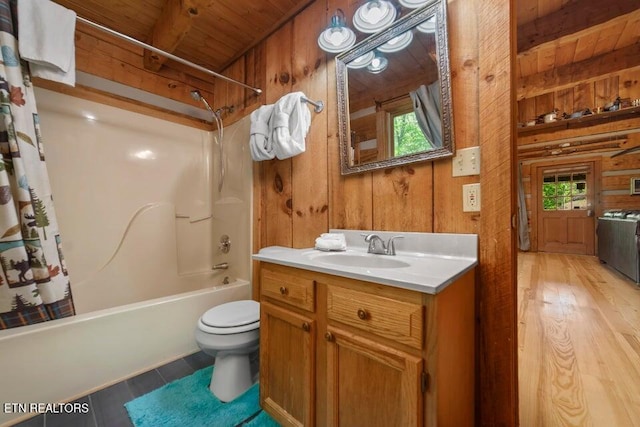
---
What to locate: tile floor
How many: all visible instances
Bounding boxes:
[11,351,264,427]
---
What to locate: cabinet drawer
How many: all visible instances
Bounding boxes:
[261,266,315,312]
[327,285,423,349]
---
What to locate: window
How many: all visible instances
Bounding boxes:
[392,111,433,157]
[378,96,434,158]
[542,172,587,211]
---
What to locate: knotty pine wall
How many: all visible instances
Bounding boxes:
[518,71,640,247]
[517,71,640,123]
[43,0,517,424]
[223,0,516,424]
[521,145,640,218]
[520,148,640,252]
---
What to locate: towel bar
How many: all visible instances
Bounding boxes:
[301,97,324,113]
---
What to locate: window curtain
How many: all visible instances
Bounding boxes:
[518,163,531,251]
[0,0,74,329]
[409,81,443,148]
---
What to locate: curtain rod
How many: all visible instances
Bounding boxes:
[76,16,263,95]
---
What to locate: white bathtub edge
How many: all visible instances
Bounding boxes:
[0,280,251,426]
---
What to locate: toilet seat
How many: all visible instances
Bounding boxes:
[198,300,260,335]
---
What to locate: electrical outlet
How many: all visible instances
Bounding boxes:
[463,183,481,212]
[452,147,481,177]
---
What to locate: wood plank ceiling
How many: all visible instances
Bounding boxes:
[516,0,640,100]
[52,0,638,101]
[54,0,314,74]
[516,0,640,161]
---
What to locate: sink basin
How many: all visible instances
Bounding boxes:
[313,253,410,269]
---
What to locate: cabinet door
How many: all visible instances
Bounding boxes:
[260,301,315,427]
[325,327,423,427]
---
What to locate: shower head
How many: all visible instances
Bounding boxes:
[190,89,213,113]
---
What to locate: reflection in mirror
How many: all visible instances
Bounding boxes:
[336,0,454,175]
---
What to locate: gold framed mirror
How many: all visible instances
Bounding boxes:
[336,0,454,175]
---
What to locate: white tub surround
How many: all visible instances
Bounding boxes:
[36,89,253,313]
[252,229,477,294]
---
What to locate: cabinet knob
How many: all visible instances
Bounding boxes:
[324,331,335,342]
[357,308,369,320]
[279,286,288,295]
[302,322,310,332]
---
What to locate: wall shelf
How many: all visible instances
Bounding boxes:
[518,106,640,136]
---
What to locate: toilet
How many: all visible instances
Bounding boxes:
[195,299,260,402]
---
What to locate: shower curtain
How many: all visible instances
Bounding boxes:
[0,0,74,329]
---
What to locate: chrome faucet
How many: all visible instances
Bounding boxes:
[363,234,404,255]
[386,235,404,256]
[364,234,387,254]
[212,262,229,270]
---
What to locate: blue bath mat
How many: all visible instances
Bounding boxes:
[125,366,279,427]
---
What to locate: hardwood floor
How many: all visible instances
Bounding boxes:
[518,252,640,426]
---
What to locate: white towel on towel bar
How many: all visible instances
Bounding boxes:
[18,0,77,86]
[271,92,311,160]
[250,104,276,161]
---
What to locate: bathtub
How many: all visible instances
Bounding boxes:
[0,278,250,426]
[0,89,256,426]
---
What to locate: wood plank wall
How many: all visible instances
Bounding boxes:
[521,142,640,228]
[49,0,517,424]
[241,0,517,425]
[518,70,640,246]
[517,71,640,123]
[62,21,263,129]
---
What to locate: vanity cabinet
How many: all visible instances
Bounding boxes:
[259,265,316,427]
[258,262,475,427]
[260,302,315,426]
[325,327,423,426]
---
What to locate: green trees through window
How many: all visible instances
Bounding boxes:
[542,172,587,211]
[393,112,433,156]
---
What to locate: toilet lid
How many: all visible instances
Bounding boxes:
[200,300,260,330]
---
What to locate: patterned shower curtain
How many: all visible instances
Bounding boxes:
[0,0,74,329]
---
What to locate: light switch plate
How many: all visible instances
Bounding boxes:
[463,183,481,212]
[452,147,481,177]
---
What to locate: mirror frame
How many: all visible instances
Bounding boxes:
[336,0,454,175]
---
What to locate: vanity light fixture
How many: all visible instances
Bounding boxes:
[317,9,356,53]
[377,30,413,53]
[416,16,436,33]
[398,0,430,8]
[353,0,397,34]
[346,51,376,69]
[367,51,388,74]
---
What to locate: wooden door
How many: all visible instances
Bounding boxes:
[260,302,315,427]
[536,163,596,255]
[325,327,423,427]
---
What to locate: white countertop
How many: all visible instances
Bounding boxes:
[252,233,478,295]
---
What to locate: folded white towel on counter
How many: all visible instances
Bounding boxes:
[18,0,77,86]
[250,104,275,161]
[270,92,311,160]
[315,233,347,251]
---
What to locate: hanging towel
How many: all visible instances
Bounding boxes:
[315,233,347,251]
[270,92,311,160]
[250,104,275,161]
[18,0,77,86]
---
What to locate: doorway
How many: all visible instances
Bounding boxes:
[532,161,598,255]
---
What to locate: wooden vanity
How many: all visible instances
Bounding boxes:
[257,262,476,427]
